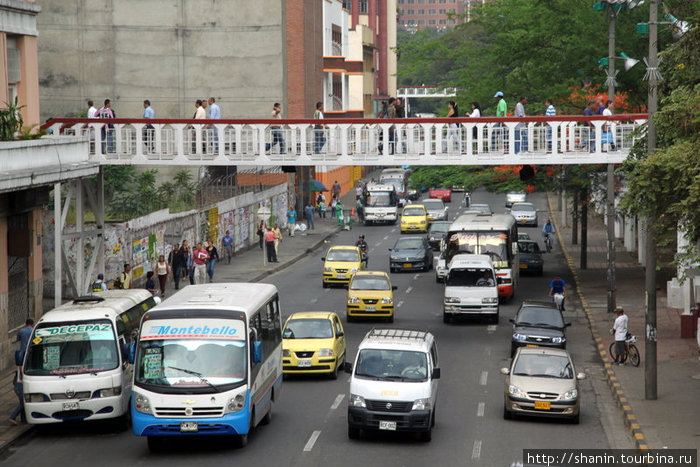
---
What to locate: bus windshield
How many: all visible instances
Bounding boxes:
[24,319,119,376]
[135,317,247,392]
[367,191,396,207]
[381,178,405,194]
[446,232,510,268]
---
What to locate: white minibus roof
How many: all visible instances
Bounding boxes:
[38,289,155,324]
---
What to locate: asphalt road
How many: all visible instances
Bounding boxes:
[0,190,623,467]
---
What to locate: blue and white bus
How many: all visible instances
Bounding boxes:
[131,283,283,451]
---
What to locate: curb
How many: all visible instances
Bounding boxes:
[251,225,343,283]
[546,192,648,451]
[0,425,33,455]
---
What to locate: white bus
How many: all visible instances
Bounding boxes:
[444,213,519,303]
[379,168,408,203]
[22,290,158,425]
[363,183,400,225]
[130,283,283,451]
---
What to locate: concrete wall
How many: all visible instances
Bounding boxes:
[37,0,287,121]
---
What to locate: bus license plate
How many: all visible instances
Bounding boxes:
[298,360,311,367]
[379,421,397,431]
[534,401,551,410]
[180,421,198,432]
[62,402,79,411]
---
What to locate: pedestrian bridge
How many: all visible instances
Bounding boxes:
[43,114,647,166]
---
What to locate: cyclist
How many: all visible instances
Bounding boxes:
[542,219,556,252]
[612,306,628,365]
[355,234,368,268]
[548,274,566,311]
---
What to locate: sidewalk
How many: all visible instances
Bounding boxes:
[0,178,366,452]
[548,193,700,450]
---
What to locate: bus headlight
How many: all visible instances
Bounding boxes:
[412,398,431,411]
[24,393,49,403]
[445,297,460,304]
[482,297,498,304]
[349,394,366,408]
[98,387,122,397]
[225,393,246,413]
[133,392,152,414]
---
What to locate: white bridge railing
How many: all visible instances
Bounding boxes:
[44,115,647,166]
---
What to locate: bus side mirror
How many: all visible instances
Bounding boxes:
[431,368,441,379]
[127,342,136,364]
[252,341,263,363]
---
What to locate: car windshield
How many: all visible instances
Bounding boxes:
[516,307,565,328]
[429,223,450,234]
[394,238,424,250]
[518,242,541,254]
[446,232,509,267]
[447,268,494,287]
[355,349,428,381]
[403,207,425,216]
[350,276,391,291]
[283,318,333,339]
[327,249,360,262]
[422,200,444,210]
[367,191,394,207]
[24,319,119,376]
[511,204,535,212]
[512,354,573,379]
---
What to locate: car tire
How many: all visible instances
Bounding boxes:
[147,436,167,453]
[419,429,432,442]
[510,344,516,358]
[503,405,512,420]
[235,433,249,448]
[492,313,499,325]
[329,359,339,380]
[346,314,354,323]
[322,281,328,289]
[435,276,441,283]
[571,412,580,424]
[387,314,394,324]
[348,426,360,440]
[443,313,451,324]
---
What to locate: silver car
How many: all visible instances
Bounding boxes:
[501,347,585,423]
[422,199,448,222]
[506,191,527,208]
[510,202,537,227]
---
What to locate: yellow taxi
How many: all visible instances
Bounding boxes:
[346,271,397,322]
[400,204,428,234]
[282,311,346,379]
[322,245,364,288]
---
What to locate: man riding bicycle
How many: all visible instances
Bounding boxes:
[355,234,368,268]
[542,219,556,252]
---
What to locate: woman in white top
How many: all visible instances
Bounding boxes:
[467,102,482,149]
[602,99,616,150]
[155,254,171,297]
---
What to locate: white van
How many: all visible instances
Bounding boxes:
[443,254,500,324]
[345,328,440,442]
[22,290,158,425]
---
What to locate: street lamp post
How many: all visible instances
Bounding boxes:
[606,4,617,315]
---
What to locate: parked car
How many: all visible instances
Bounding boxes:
[422,199,449,222]
[389,236,433,272]
[427,221,451,251]
[510,202,537,227]
[505,191,527,208]
[429,187,452,202]
[282,311,346,379]
[502,347,585,424]
[509,301,571,356]
[518,240,543,275]
[463,203,492,214]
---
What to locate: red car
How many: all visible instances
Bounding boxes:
[429,188,452,202]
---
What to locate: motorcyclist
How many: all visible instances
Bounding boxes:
[548,274,567,311]
[355,234,368,268]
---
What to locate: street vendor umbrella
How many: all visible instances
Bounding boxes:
[303,179,328,191]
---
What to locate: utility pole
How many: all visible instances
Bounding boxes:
[606,4,617,314]
[645,0,658,400]
[580,188,588,270]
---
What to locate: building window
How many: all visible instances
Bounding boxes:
[418,9,425,14]
[439,19,446,24]
[429,19,436,24]
[359,0,368,13]
[343,0,352,10]
[429,9,436,14]
[407,9,414,14]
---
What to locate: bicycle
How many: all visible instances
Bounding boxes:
[608,334,640,367]
[543,233,553,253]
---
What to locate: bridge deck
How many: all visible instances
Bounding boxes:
[44,115,646,166]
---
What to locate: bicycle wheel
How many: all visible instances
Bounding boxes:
[608,342,627,363]
[627,344,640,367]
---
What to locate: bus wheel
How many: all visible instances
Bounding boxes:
[235,433,248,448]
[261,404,272,425]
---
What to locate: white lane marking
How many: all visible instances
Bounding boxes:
[413,274,420,280]
[324,288,330,293]
[303,430,322,452]
[331,394,345,410]
[484,347,491,358]
[477,402,485,417]
[406,286,413,294]
[397,300,404,308]
[383,235,389,241]
[479,371,488,386]
[487,324,497,333]
[391,228,397,233]
[472,440,482,460]
[310,298,318,304]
